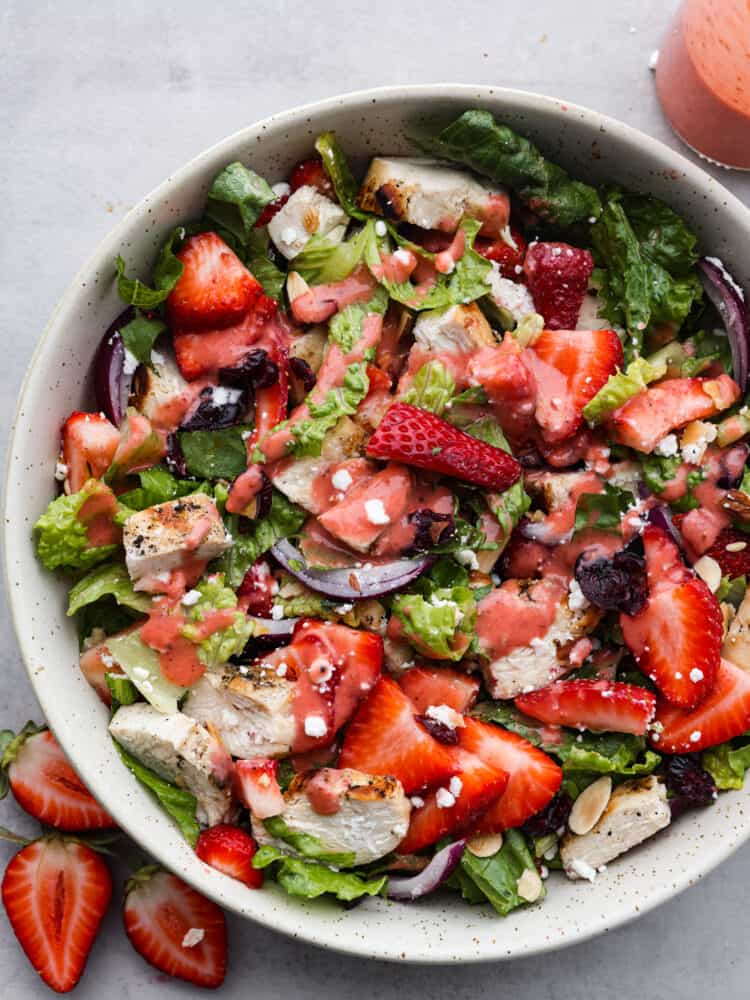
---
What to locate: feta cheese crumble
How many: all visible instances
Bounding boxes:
[181,589,202,606]
[331,468,353,492]
[374,219,387,237]
[654,434,679,457]
[54,462,69,481]
[567,579,589,611]
[364,498,390,525]
[304,715,328,738]
[454,548,479,571]
[435,787,456,809]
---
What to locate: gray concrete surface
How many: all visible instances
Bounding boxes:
[2,0,750,996]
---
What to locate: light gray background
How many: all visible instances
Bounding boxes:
[2,1,750,996]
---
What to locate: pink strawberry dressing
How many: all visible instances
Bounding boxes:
[290,266,377,324]
[476,578,565,660]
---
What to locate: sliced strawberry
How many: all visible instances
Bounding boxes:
[653,659,750,753]
[237,558,275,617]
[705,526,750,578]
[458,717,562,832]
[173,295,278,380]
[366,402,522,491]
[523,241,594,330]
[167,231,263,331]
[339,676,458,793]
[399,666,480,715]
[196,824,263,889]
[61,411,120,492]
[123,866,227,989]
[621,526,722,708]
[289,157,335,199]
[515,679,657,736]
[398,747,508,853]
[475,227,527,280]
[2,837,112,993]
[317,463,413,552]
[526,328,623,444]
[6,729,116,831]
[610,374,741,453]
[234,759,285,819]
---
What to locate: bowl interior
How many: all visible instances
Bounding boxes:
[5,85,750,963]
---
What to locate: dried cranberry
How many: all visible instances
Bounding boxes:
[414,714,459,746]
[406,510,455,555]
[574,547,648,616]
[523,792,573,838]
[219,348,279,390]
[659,754,717,819]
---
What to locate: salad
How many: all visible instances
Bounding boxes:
[33,109,750,915]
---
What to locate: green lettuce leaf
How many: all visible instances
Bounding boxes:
[392,585,476,661]
[290,363,369,458]
[640,454,703,511]
[214,489,305,589]
[295,221,379,286]
[113,741,199,846]
[204,162,275,244]
[115,226,185,309]
[402,360,457,415]
[583,356,667,425]
[314,131,366,220]
[455,829,544,915]
[119,314,167,366]
[67,562,152,617]
[76,599,140,646]
[716,575,747,607]
[34,483,120,571]
[471,702,560,751]
[263,815,356,866]
[106,630,187,713]
[555,731,660,797]
[181,575,253,667]
[244,228,287,301]
[178,426,251,480]
[573,484,634,534]
[253,847,386,902]
[118,466,208,511]
[703,735,750,790]
[105,673,139,710]
[328,286,389,354]
[415,109,601,226]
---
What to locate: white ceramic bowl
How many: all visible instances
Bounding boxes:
[5,85,750,964]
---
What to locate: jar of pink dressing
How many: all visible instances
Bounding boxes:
[655,0,750,169]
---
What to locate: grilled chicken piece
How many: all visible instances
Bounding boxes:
[252,767,411,865]
[486,264,536,324]
[268,186,348,259]
[289,327,328,374]
[413,302,496,354]
[560,776,671,880]
[123,493,232,584]
[722,590,750,670]
[182,663,296,759]
[358,157,509,236]
[130,347,205,434]
[477,579,601,699]
[109,704,234,826]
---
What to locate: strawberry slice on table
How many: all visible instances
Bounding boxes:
[398,666,480,715]
[652,659,750,753]
[167,231,263,331]
[339,676,458,794]
[123,866,227,989]
[523,241,594,330]
[475,227,527,280]
[398,747,509,853]
[515,679,657,736]
[196,824,263,889]
[2,836,112,993]
[525,328,623,444]
[609,374,740,453]
[366,402,521,491]
[705,526,750,579]
[620,526,722,708]
[4,727,116,831]
[61,411,120,493]
[458,717,562,833]
[234,759,285,820]
[289,157,335,199]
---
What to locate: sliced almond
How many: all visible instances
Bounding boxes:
[693,555,722,594]
[725,540,748,553]
[568,775,612,835]
[286,270,310,302]
[466,832,503,858]
[516,867,544,903]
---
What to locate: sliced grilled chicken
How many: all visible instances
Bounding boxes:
[560,776,671,880]
[109,703,234,826]
[486,264,536,324]
[268,186,348,259]
[251,767,411,864]
[412,302,496,355]
[130,347,207,434]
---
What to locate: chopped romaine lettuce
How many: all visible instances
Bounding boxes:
[290,363,369,458]
[392,585,476,661]
[295,221,380,286]
[119,314,166,366]
[314,131,366,220]
[328,287,389,354]
[214,490,305,589]
[583,355,667,425]
[113,741,200,846]
[555,731,660,798]
[263,815,356,867]
[118,466,208,511]
[702,735,750,790]
[573,484,634,534]
[453,829,544,915]
[67,562,151,617]
[181,575,254,667]
[252,847,386,901]
[244,228,287,301]
[178,426,251,480]
[105,673,139,710]
[204,162,275,244]
[115,225,185,309]
[716,575,747,607]
[34,481,120,571]
[106,630,187,713]
[402,360,457,416]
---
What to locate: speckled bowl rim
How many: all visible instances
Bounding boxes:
[5,84,750,965]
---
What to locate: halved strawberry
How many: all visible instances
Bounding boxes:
[167,231,263,331]
[458,717,562,832]
[398,747,508,853]
[339,676,458,793]
[652,659,750,753]
[289,157,335,199]
[172,295,278,380]
[398,666,480,715]
[5,728,116,831]
[366,402,522,491]
[234,759,285,819]
[523,241,594,329]
[475,227,527,280]
[237,558,276,617]
[705,526,750,579]
[621,526,722,707]
[123,866,227,989]
[196,824,263,889]
[526,328,623,444]
[610,374,741,453]
[2,836,112,993]
[61,411,120,493]
[515,679,657,736]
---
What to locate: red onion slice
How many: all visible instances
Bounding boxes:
[386,840,466,901]
[270,538,434,600]
[94,307,136,425]
[698,256,750,393]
